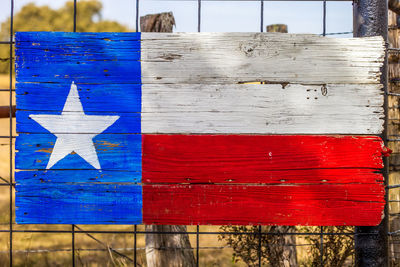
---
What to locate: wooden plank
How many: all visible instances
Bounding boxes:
[17,111,140,134]
[16,133,142,171]
[16,170,141,184]
[17,82,384,135]
[142,184,385,226]
[16,83,141,113]
[15,31,141,43]
[16,183,142,224]
[15,32,141,84]
[143,135,384,183]
[15,32,385,85]
[141,32,384,84]
[16,61,141,84]
[142,83,384,134]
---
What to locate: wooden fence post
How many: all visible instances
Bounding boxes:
[140,12,175,32]
[263,23,298,267]
[141,12,196,267]
[353,0,389,266]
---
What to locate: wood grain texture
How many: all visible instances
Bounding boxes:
[17,110,140,134]
[16,83,141,113]
[14,32,387,225]
[15,32,385,85]
[142,83,384,134]
[16,183,142,224]
[142,184,385,226]
[143,135,385,225]
[141,32,384,84]
[15,32,385,135]
[16,170,141,184]
[15,32,144,224]
[143,135,384,183]
[16,133,142,171]
[15,32,141,84]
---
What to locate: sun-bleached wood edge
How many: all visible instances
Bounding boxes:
[141,32,385,85]
[141,83,384,134]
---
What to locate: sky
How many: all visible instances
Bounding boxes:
[0,0,354,37]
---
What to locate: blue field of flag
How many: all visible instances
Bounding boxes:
[15,32,143,224]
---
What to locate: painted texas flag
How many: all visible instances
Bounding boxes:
[15,32,386,225]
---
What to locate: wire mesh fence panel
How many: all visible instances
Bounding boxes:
[0,0,394,266]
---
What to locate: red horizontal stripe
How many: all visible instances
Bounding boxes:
[142,135,384,184]
[142,135,384,225]
[142,184,385,226]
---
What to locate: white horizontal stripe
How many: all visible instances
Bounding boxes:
[141,83,383,134]
[141,32,384,85]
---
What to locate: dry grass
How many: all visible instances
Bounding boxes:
[0,75,13,90]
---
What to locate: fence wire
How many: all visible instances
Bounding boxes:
[0,0,392,266]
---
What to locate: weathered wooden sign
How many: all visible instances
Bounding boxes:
[15,32,386,225]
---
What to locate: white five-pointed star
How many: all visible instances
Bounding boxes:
[30,82,120,169]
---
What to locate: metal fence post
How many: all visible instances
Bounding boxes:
[353,0,388,266]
